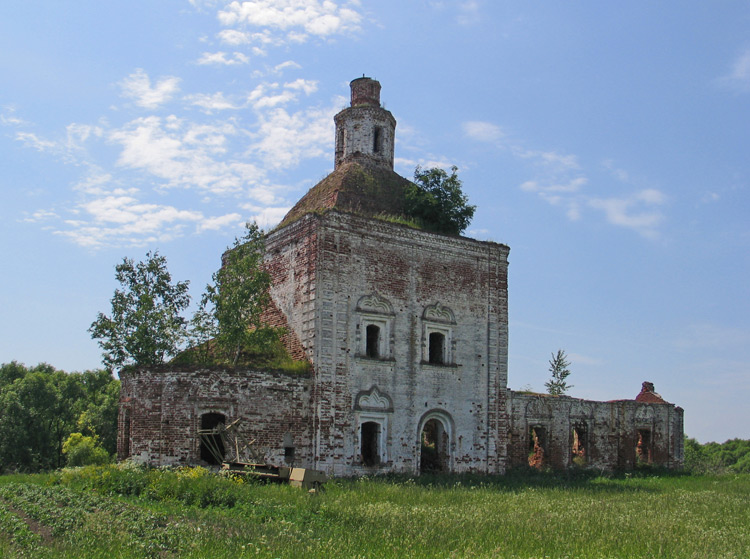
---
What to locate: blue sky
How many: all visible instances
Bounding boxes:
[1,1,748,443]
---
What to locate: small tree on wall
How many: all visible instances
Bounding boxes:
[405,166,476,235]
[545,349,573,396]
[196,222,280,366]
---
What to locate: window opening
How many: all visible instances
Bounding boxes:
[284,446,295,463]
[420,418,448,472]
[199,412,226,465]
[366,324,380,358]
[636,429,652,464]
[428,332,445,364]
[572,424,587,467]
[361,421,381,466]
[528,426,546,469]
[373,126,383,153]
[283,432,295,464]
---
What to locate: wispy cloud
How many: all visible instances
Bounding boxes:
[120,69,181,109]
[1,105,27,126]
[716,48,750,93]
[457,1,481,26]
[464,119,667,238]
[462,121,503,143]
[588,190,665,239]
[13,76,340,248]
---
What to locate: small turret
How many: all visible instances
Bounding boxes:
[334,77,396,170]
[350,76,381,106]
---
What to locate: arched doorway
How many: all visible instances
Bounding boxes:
[420,417,449,473]
[199,412,226,464]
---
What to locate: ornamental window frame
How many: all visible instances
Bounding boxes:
[354,386,393,467]
[355,294,395,360]
[421,302,456,366]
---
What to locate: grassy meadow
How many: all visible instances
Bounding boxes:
[0,465,748,558]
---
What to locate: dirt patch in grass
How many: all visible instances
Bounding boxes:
[0,496,54,546]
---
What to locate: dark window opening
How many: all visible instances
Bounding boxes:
[366,324,380,358]
[373,127,383,153]
[336,129,345,157]
[428,332,445,364]
[420,418,448,472]
[361,421,380,467]
[528,426,546,469]
[572,424,587,466]
[284,446,295,463]
[636,429,652,464]
[121,408,131,458]
[199,412,226,465]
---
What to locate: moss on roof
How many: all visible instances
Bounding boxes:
[279,160,414,228]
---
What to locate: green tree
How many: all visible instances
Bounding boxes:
[196,222,280,366]
[89,251,191,370]
[404,166,476,235]
[0,362,120,473]
[545,349,573,396]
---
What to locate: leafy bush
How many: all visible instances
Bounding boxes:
[54,463,244,508]
[62,433,109,467]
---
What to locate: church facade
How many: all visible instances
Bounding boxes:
[118,78,684,475]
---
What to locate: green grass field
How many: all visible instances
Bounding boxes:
[0,465,748,558]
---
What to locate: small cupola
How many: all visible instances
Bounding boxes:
[334,77,396,170]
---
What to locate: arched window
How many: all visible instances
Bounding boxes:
[428,332,445,364]
[366,324,380,358]
[420,417,449,473]
[356,294,394,360]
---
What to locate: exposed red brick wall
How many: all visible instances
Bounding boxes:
[118,367,312,467]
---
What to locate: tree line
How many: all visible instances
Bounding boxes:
[684,436,750,474]
[0,362,119,473]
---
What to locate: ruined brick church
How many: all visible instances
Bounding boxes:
[118,78,684,475]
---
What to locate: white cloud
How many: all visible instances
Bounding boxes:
[196,51,250,65]
[120,69,180,109]
[467,118,667,239]
[108,116,264,195]
[15,131,57,152]
[186,92,241,112]
[196,213,243,232]
[274,60,302,73]
[1,106,26,126]
[217,29,252,45]
[242,204,291,228]
[457,1,481,25]
[22,209,59,223]
[463,120,503,143]
[217,0,362,42]
[717,49,750,92]
[249,104,333,169]
[588,190,666,238]
[284,78,318,95]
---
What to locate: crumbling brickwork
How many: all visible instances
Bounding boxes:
[118,368,312,467]
[117,76,683,475]
[507,388,684,470]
